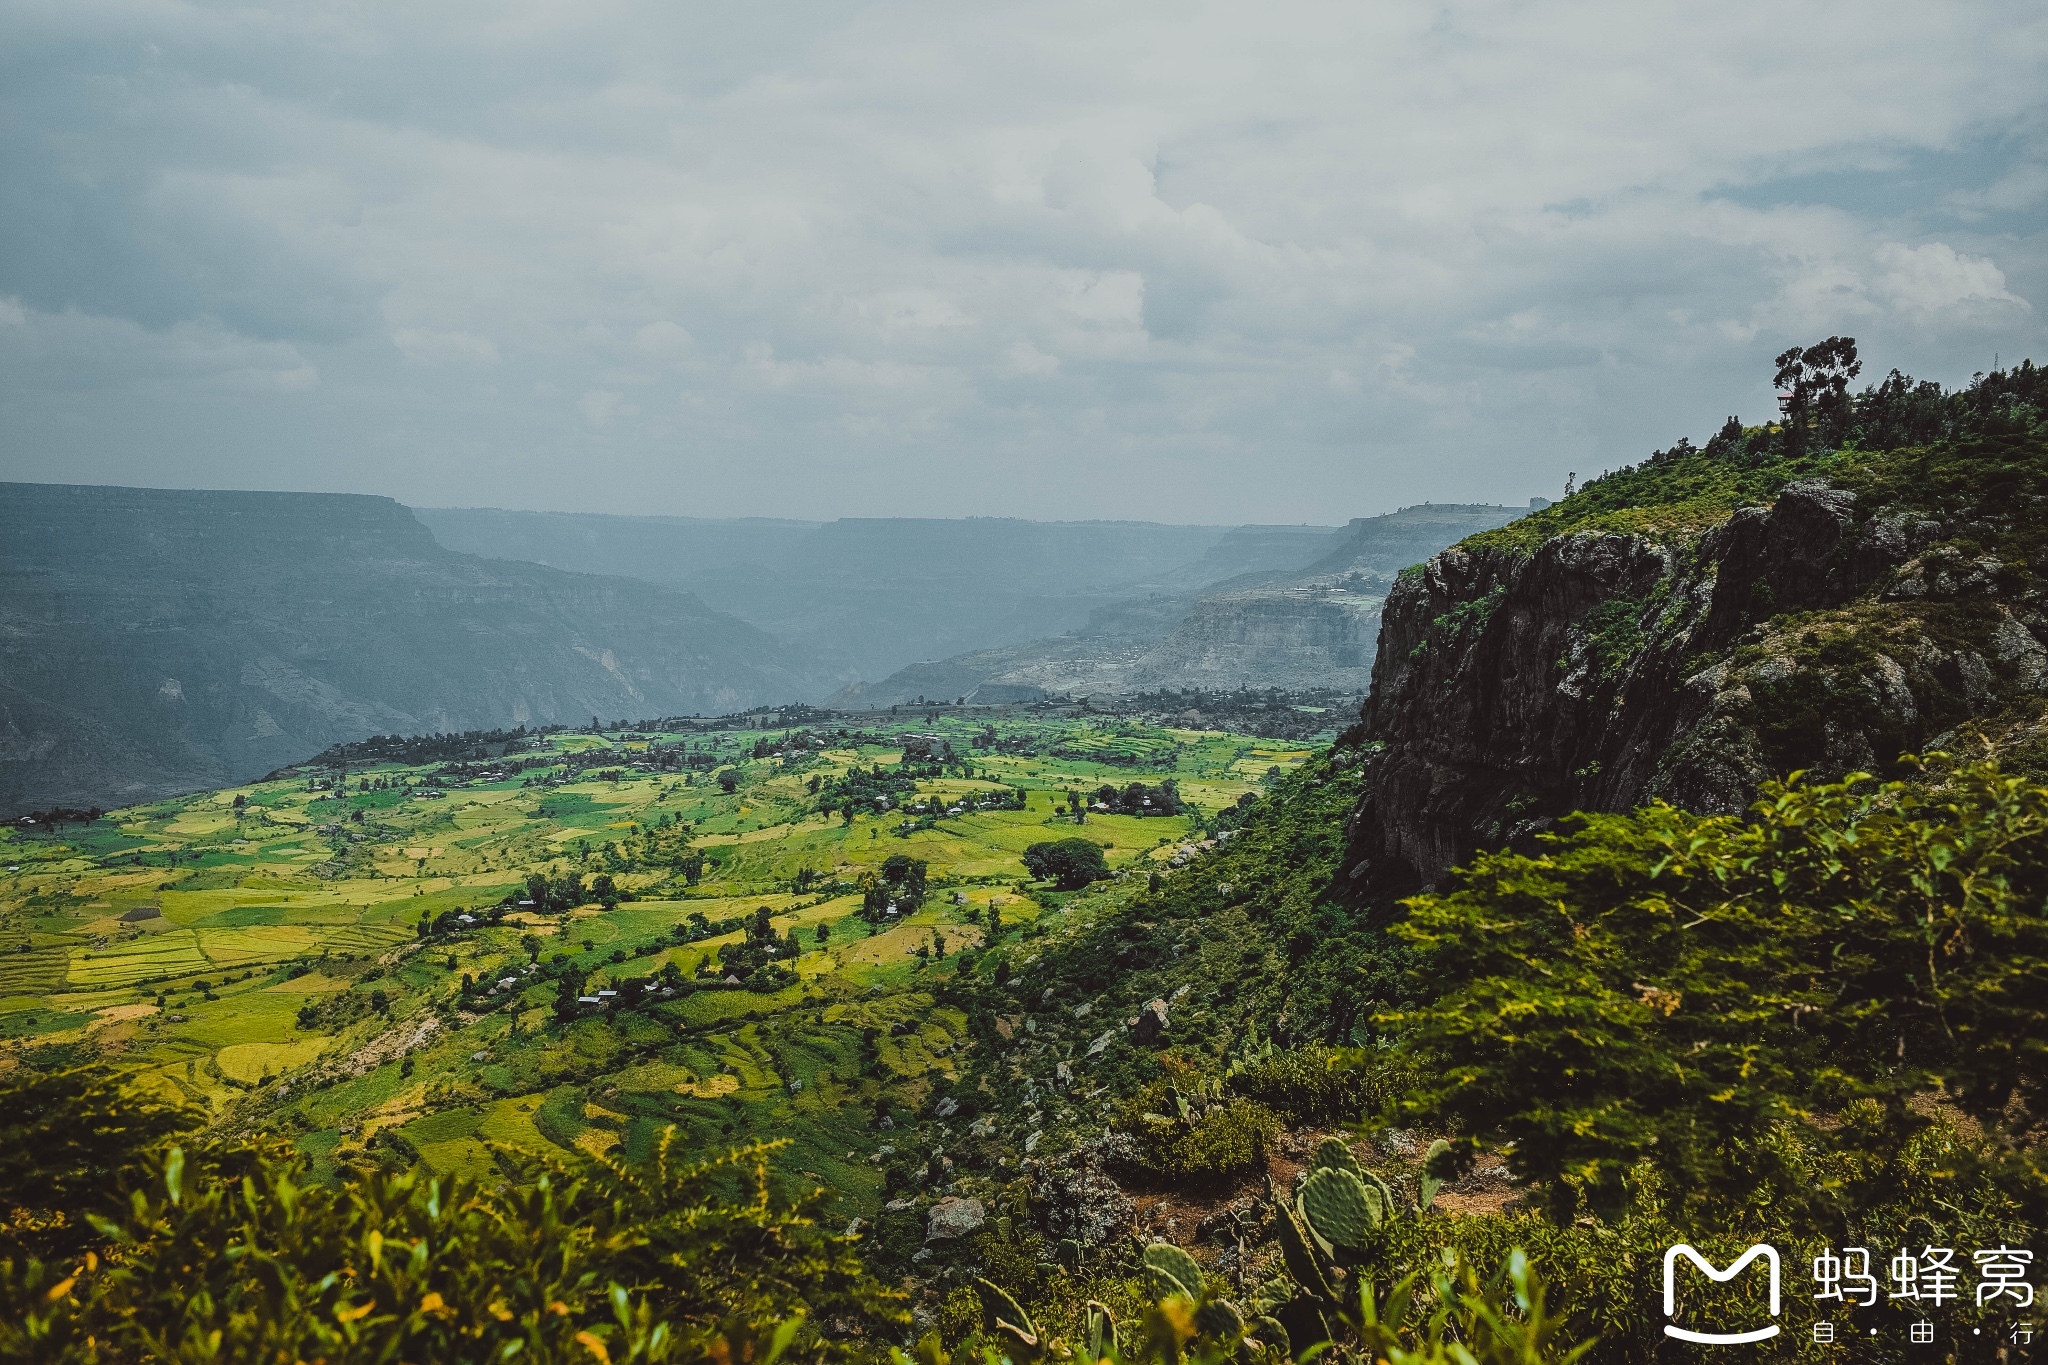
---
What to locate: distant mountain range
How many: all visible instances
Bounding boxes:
[828,504,1537,707]
[1,487,1532,813]
[0,484,833,813]
[413,509,1340,683]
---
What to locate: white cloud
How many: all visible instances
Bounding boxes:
[1871,242,2030,319]
[0,300,319,393]
[578,389,633,428]
[391,327,501,367]
[1,0,2043,519]
[1007,341,1060,376]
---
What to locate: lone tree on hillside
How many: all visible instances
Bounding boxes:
[1022,838,1109,891]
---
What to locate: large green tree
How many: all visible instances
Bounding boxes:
[1023,838,1110,890]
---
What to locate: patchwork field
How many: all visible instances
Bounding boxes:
[0,707,1324,1214]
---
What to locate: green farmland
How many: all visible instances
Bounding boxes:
[0,709,1317,1216]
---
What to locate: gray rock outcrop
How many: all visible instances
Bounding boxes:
[1343,477,2048,895]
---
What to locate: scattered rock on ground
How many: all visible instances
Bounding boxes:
[925,1196,987,1241]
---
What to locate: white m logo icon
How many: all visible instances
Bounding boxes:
[1663,1244,1781,1344]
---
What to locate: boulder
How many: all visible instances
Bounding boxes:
[925,1196,987,1241]
[1132,997,1169,1045]
[1036,1133,1139,1248]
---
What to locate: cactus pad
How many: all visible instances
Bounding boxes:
[1273,1201,1334,1304]
[974,1276,1039,1348]
[1419,1138,1451,1210]
[1143,1242,1205,1300]
[1194,1297,1246,1341]
[1299,1166,1379,1250]
[1085,1300,1119,1358]
[1310,1136,1363,1177]
[1249,1315,1291,1358]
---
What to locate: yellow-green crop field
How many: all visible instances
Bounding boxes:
[0,709,1316,1214]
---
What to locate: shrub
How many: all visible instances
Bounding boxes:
[1113,1081,1278,1187]
[1386,760,2048,1225]
[1224,1045,1415,1127]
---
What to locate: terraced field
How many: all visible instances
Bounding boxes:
[0,708,1322,1215]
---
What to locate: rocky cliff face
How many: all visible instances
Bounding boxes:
[0,483,836,813]
[1343,438,2048,895]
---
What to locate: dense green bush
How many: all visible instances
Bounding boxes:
[1223,1045,1414,1127]
[1387,760,2048,1225]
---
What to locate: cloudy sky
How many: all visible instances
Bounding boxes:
[2,1,2043,523]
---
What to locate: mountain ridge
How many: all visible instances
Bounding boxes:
[831,502,1535,706]
[0,483,840,813]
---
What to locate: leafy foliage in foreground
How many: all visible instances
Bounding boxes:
[1388,759,2048,1225]
[936,1243,1587,1365]
[1,1070,899,1364]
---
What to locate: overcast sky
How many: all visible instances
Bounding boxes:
[2,2,2043,523]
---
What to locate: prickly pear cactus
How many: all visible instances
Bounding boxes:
[1419,1138,1451,1210]
[1195,1296,1246,1341]
[1272,1200,1334,1304]
[1309,1136,1363,1178]
[1057,1237,1082,1274]
[1143,1241,1205,1300]
[974,1276,1041,1357]
[1361,1166,1400,1219]
[1249,1315,1291,1358]
[1085,1300,1119,1357]
[1298,1165,1379,1250]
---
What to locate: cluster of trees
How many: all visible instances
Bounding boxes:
[569,814,703,884]
[6,806,103,831]
[814,762,931,818]
[1022,837,1110,890]
[751,728,829,759]
[416,904,508,937]
[295,725,557,770]
[489,870,621,914]
[709,905,806,985]
[859,855,930,920]
[1637,343,2045,472]
[1079,780,1182,817]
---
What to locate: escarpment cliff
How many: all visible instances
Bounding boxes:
[1343,421,2048,896]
